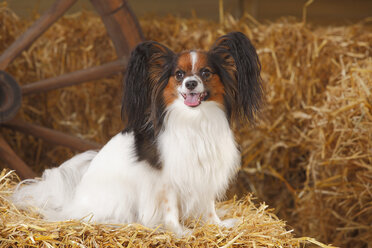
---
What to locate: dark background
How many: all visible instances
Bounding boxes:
[7,0,372,25]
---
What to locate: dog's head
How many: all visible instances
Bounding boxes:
[122,32,263,132]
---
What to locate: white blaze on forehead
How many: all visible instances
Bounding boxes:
[190,51,198,73]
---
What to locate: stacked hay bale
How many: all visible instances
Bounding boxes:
[0,2,371,247]
[1,169,317,247]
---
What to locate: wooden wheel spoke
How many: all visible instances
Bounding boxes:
[0,134,37,179]
[0,0,78,70]
[3,118,101,152]
[21,58,127,95]
[91,0,144,57]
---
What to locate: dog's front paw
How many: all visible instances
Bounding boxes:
[178,227,193,237]
[170,226,193,238]
[218,218,241,229]
[165,221,193,237]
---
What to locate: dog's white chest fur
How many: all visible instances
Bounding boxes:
[159,101,240,217]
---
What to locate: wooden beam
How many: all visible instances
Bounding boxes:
[90,0,144,58]
[3,119,101,152]
[0,135,37,179]
[21,58,127,95]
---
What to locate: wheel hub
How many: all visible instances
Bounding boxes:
[0,70,22,123]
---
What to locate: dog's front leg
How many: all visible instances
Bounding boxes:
[162,188,189,236]
[204,200,222,224]
[204,200,239,229]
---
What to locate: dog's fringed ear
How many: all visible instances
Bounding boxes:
[121,41,175,131]
[209,32,263,123]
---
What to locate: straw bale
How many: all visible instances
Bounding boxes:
[1,169,321,248]
[0,2,371,247]
[234,20,372,248]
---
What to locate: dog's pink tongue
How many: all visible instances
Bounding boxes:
[184,93,200,107]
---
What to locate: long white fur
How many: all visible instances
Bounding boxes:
[12,151,96,212]
[12,98,240,234]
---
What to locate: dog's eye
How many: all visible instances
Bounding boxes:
[201,69,212,80]
[175,70,184,81]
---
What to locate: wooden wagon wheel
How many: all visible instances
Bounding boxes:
[0,0,144,179]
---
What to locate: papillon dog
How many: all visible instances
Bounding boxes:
[12,32,262,235]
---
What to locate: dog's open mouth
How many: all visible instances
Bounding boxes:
[181,92,207,107]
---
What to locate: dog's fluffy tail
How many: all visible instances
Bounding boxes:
[12,150,97,218]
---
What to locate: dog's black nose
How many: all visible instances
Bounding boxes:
[185,80,197,90]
